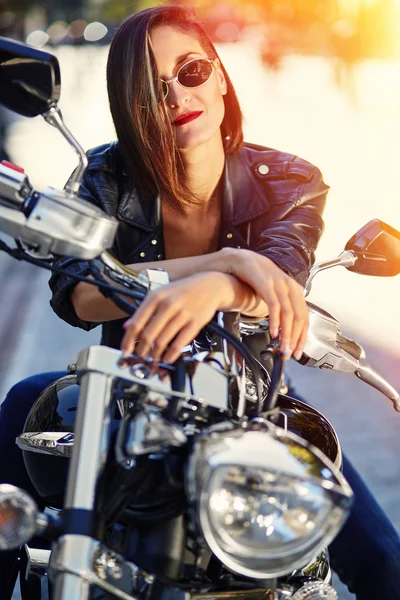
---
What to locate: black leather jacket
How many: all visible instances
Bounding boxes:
[49,141,329,349]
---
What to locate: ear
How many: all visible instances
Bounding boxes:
[214,58,227,96]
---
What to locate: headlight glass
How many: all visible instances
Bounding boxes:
[207,467,335,556]
[194,427,352,579]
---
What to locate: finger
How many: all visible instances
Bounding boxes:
[163,321,201,364]
[287,282,309,358]
[293,322,308,361]
[135,301,182,358]
[262,282,280,338]
[149,312,191,362]
[274,280,294,359]
[121,294,164,356]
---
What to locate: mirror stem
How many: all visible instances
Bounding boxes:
[304,250,357,296]
[43,105,88,196]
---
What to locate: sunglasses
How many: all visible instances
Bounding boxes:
[159,57,215,102]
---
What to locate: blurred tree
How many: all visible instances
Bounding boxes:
[101,0,156,22]
[0,0,28,38]
[40,0,87,23]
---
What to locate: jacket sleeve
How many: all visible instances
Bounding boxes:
[251,167,329,287]
[48,169,112,331]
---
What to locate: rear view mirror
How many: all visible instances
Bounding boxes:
[0,36,60,117]
[345,219,400,277]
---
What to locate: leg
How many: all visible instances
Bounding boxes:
[0,372,65,600]
[329,453,400,599]
[286,383,400,599]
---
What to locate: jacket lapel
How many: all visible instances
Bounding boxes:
[222,148,271,228]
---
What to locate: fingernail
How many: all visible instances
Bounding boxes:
[270,328,278,338]
[294,351,302,361]
[281,346,292,359]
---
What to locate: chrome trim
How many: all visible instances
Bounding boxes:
[64,371,113,510]
[144,267,170,289]
[302,305,400,411]
[304,250,357,296]
[191,589,277,600]
[16,432,74,457]
[43,106,88,195]
[0,185,118,260]
[24,544,51,580]
[188,422,352,579]
[115,410,187,463]
[95,252,150,291]
[76,345,231,412]
[54,572,91,600]
[291,581,338,599]
[292,548,331,583]
[50,535,141,600]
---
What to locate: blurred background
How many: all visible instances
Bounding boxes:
[1,1,400,598]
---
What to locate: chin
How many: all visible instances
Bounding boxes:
[176,127,223,152]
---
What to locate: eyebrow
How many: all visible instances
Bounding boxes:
[175,51,201,66]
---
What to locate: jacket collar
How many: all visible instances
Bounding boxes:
[113,145,271,231]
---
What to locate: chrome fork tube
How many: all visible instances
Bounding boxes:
[64,371,113,511]
[53,371,114,600]
[54,572,91,599]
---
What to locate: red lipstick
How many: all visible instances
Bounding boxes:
[173,111,203,126]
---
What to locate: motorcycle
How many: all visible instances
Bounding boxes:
[0,36,399,600]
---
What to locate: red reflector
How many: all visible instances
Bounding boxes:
[0,161,25,174]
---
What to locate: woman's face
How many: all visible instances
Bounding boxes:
[149,25,227,152]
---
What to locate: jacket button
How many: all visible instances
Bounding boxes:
[151,239,157,245]
[226,233,233,239]
[257,164,269,176]
[140,252,146,258]
[157,254,162,260]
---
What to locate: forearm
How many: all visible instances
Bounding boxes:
[126,250,229,281]
[213,272,269,318]
[71,251,231,323]
[71,279,129,322]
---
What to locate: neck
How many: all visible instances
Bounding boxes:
[178,133,225,213]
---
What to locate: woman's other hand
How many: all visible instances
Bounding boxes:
[121,272,233,364]
[219,248,309,360]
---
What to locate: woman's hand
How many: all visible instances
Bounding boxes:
[121,272,231,364]
[220,248,309,360]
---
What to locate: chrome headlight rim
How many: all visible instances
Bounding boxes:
[202,466,348,555]
[191,424,353,579]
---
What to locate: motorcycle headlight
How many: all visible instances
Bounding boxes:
[188,422,352,579]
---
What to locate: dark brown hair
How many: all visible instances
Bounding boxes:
[106,4,243,208]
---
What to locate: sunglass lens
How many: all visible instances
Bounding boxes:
[178,59,213,88]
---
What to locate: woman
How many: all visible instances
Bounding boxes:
[1,5,399,600]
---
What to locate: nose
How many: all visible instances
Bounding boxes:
[166,80,190,108]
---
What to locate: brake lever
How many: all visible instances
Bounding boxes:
[355,361,400,412]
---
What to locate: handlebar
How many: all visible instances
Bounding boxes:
[0,162,118,260]
[0,161,398,412]
[240,304,400,412]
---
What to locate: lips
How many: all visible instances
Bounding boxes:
[173,111,203,126]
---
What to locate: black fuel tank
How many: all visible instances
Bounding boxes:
[22,374,80,507]
[22,376,340,507]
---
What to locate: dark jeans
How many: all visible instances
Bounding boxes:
[1,372,400,600]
